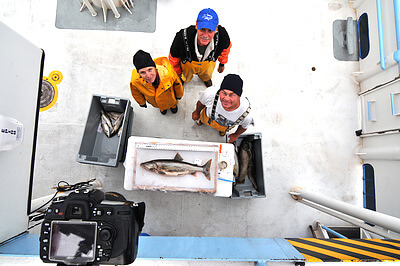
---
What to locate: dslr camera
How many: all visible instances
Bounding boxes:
[39,188,145,265]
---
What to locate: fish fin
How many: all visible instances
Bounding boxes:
[190,172,197,177]
[174,153,184,161]
[157,170,166,175]
[202,159,212,180]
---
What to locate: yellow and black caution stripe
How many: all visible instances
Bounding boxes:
[286,238,400,262]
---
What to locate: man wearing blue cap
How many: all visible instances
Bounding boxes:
[169,8,232,87]
[192,74,253,143]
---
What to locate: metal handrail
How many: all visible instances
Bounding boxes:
[290,187,400,239]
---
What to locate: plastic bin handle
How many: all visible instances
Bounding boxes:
[86,156,99,162]
[101,97,120,105]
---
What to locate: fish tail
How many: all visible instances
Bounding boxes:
[202,159,212,180]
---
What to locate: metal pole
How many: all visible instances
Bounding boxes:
[290,187,400,234]
[297,198,395,239]
[320,225,348,238]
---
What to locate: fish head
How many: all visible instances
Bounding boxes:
[140,161,159,172]
[240,138,250,151]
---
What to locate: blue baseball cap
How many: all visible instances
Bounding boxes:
[196,8,219,31]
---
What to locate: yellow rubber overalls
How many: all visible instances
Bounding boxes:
[180,61,216,83]
[180,28,218,83]
[199,108,228,132]
[199,93,251,134]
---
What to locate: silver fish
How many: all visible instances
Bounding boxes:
[117,124,123,137]
[100,115,112,137]
[236,138,258,190]
[112,113,124,133]
[248,161,258,191]
[107,111,122,120]
[140,153,212,180]
[237,138,251,184]
[101,110,113,129]
[233,147,239,179]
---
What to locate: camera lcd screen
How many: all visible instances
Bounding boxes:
[49,220,97,264]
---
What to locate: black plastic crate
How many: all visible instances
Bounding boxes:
[77,94,132,167]
[231,133,265,199]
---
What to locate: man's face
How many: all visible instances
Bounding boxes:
[138,66,157,83]
[219,89,240,111]
[196,23,217,46]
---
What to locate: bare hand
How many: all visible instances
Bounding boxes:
[228,133,239,143]
[192,111,200,121]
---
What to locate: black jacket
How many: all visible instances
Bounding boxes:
[169,25,231,63]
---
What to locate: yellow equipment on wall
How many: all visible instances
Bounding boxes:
[40,70,63,112]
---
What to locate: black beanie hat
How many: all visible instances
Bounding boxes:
[133,50,156,70]
[219,74,243,96]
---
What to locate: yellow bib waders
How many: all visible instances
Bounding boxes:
[199,93,251,134]
[180,60,216,83]
[199,108,228,133]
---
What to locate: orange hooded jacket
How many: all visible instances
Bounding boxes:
[130,57,184,111]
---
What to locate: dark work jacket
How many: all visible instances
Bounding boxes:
[169,25,231,66]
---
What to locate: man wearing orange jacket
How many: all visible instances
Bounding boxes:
[169,8,232,88]
[130,50,184,115]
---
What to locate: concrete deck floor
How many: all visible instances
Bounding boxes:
[1,0,363,264]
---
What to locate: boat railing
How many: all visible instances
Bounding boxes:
[290,187,400,239]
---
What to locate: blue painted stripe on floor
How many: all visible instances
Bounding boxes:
[137,237,305,262]
[0,234,305,262]
[0,234,39,256]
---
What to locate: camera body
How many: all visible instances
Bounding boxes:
[39,189,145,265]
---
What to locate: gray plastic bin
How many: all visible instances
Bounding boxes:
[77,94,132,167]
[231,133,265,199]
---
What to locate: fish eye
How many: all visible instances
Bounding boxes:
[148,162,157,168]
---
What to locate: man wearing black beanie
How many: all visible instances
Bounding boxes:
[130,50,184,115]
[192,74,253,143]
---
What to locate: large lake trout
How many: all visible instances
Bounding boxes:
[140,153,212,180]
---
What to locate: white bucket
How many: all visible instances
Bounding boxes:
[0,114,24,151]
